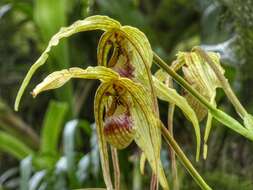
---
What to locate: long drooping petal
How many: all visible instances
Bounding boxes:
[15,15,121,111]
[153,76,201,161]
[118,78,169,189]
[176,51,224,159]
[32,66,119,97]
[96,24,167,187]
[94,82,114,190]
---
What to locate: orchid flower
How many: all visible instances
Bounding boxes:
[174,51,223,158]
[30,66,168,189]
[14,15,169,190]
[14,15,210,190]
[156,48,253,159]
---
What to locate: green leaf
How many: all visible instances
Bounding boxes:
[41,101,68,155]
[78,120,92,136]
[34,0,73,112]
[0,131,33,160]
[0,167,18,185]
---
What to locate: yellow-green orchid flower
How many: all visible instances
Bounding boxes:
[14,15,168,190]
[177,51,223,121]
[153,69,200,161]
[175,51,224,159]
[30,66,168,189]
[14,15,211,190]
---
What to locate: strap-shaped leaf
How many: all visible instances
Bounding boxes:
[15,15,121,110]
[41,101,68,155]
[153,76,200,161]
[0,131,34,160]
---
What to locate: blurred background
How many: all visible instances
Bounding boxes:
[0,0,253,189]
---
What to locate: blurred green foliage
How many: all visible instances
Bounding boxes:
[1,0,253,189]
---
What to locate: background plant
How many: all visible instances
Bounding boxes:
[1,0,253,190]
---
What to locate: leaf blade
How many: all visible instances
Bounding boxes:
[0,131,34,160]
[41,101,68,155]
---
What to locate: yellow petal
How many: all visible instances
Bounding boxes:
[97,26,158,114]
[94,82,114,190]
[32,66,119,97]
[203,94,216,159]
[140,152,146,175]
[177,51,223,121]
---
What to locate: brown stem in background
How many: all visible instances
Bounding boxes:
[150,174,158,190]
[166,77,179,190]
[111,146,121,190]
[0,103,39,150]
[74,80,95,116]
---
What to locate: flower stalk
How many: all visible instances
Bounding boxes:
[160,124,212,190]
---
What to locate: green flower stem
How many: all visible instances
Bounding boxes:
[193,47,247,118]
[160,124,212,190]
[153,52,253,141]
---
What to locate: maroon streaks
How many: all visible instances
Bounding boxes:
[104,113,135,149]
